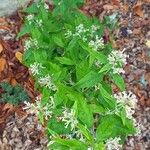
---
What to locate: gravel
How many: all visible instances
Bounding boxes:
[0,113,48,150]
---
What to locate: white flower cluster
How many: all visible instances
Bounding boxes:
[44,3,49,10]
[132,118,142,136]
[24,38,38,51]
[89,35,104,51]
[114,91,137,120]
[29,62,44,76]
[23,96,55,120]
[36,19,43,27]
[65,24,104,51]
[108,50,128,74]
[105,137,122,150]
[38,74,57,91]
[26,14,34,24]
[62,107,78,131]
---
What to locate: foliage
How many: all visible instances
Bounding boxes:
[19,0,138,149]
[0,82,30,105]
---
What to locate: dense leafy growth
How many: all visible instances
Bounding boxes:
[19,0,138,149]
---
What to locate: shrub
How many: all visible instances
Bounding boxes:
[0,82,30,105]
[19,1,139,149]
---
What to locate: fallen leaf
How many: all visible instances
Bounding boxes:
[0,43,3,53]
[145,40,150,48]
[112,0,120,6]
[110,36,117,48]
[0,58,6,72]
[103,4,117,10]
[133,28,141,35]
[0,25,10,31]
[122,4,129,12]
[10,78,18,86]
[133,1,144,18]
[15,51,23,63]
[2,103,14,112]
[0,18,6,23]
[144,0,150,2]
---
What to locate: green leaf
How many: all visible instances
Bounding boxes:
[75,71,103,89]
[99,84,115,109]
[23,3,38,13]
[17,25,30,39]
[47,115,71,135]
[111,74,125,91]
[96,115,135,141]
[67,93,94,128]
[52,34,64,47]
[94,142,105,150]
[91,51,108,64]
[67,38,79,63]
[76,60,90,81]
[98,63,111,73]
[54,138,88,150]
[120,108,126,126]
[55,57,74,65]
[78,41,108,64]
[38,111,44,125]
[89,104,104,114]
[77,123,94,143]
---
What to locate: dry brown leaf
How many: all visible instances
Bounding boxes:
[144,0,150,2]
[110,36,117,48]
[133,1,144,18]
[0,58,6,72]
[133,28,141,35]
[0,25,10,31]
[15,51,23,63]
[112,0,120,6]
[122,4,129,12]
[0,43,3,53]
[10,78,18,86]
[2,103,14,115]
[0,18,6,23]
[103,4,116,10]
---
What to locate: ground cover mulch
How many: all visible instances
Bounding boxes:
[0,0,149,149]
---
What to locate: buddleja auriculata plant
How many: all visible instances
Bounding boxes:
[19,0,141,150]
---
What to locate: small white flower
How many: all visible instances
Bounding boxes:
[23,100,40,115]
[24,96,55,120]
[24,39,32,51]
[62,107,78,131]
[73,24,88,38]
[91,25,99,32]
[36,19,43,27]
[114,91,137,120]
[90,25,99,37]
[24,38,39,51]
[76,24,85,33]
[32,39,38,48]
[29,62,44,76]
[38,74,56,91]
[74,130,85,142]
[47,140,55,147]
[132,118,143,136]
[44,3,49,10]
[65,30,72,38]
[108,50,128,74]
[106,137,122,150]
[89,35,104,51]
[26,14,34,24]
[114,91,137,109]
